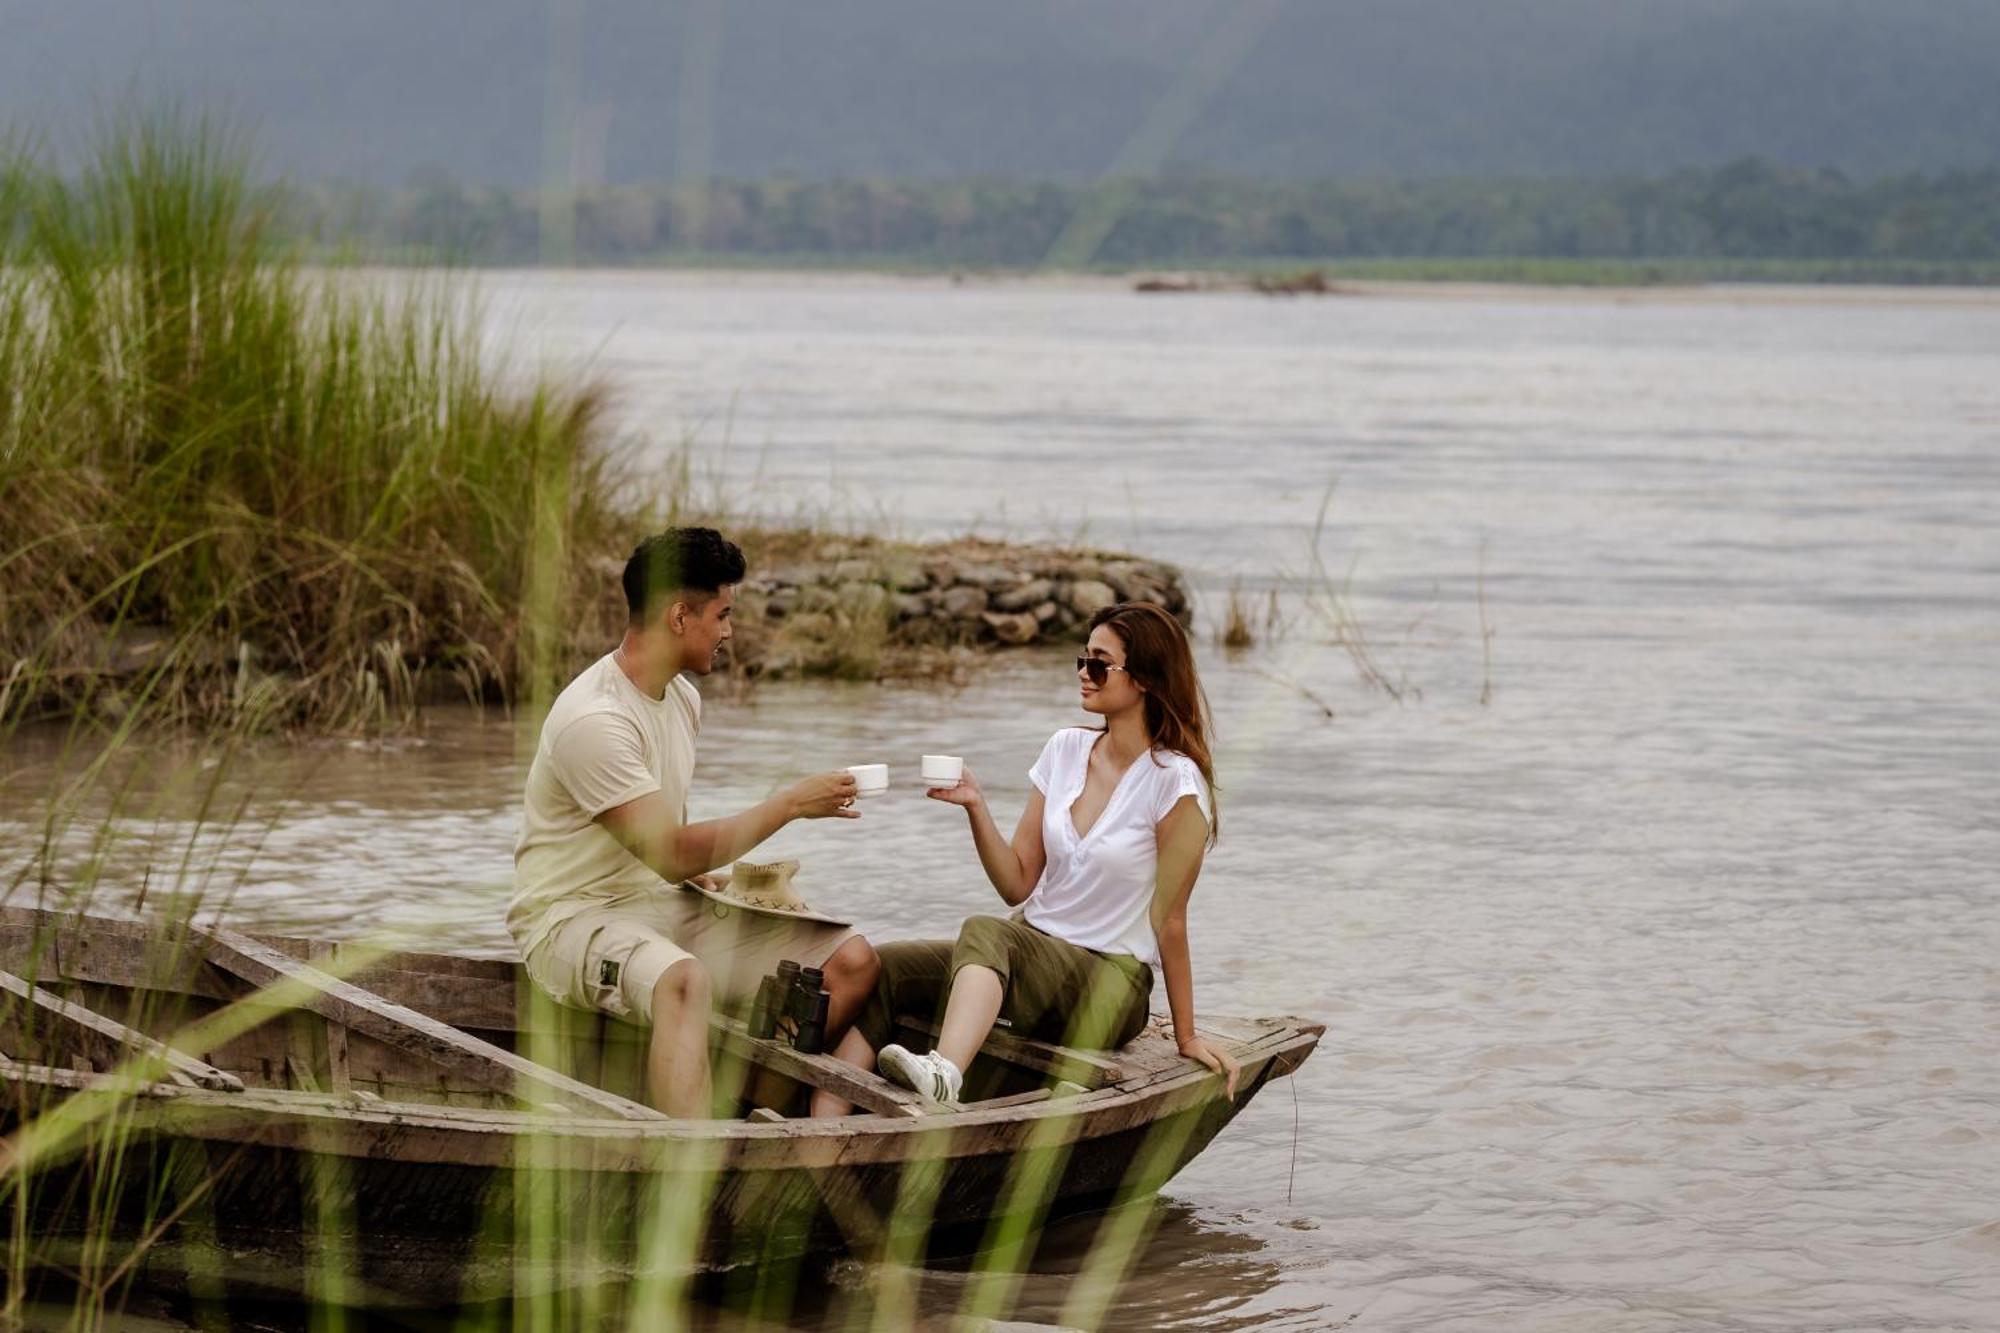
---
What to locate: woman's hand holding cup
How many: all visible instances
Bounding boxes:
[925,763,982,811]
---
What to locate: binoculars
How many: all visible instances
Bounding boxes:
[748,959,830,1055]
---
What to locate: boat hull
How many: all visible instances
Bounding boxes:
[0,908,1321,1306]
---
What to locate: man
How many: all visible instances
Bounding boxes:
[510,526,878,1116]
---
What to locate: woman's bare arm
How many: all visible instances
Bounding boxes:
[1153,795,1238,1094]
[927,766,1047,906]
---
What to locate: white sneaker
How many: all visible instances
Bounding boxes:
[877,1044,963,1106]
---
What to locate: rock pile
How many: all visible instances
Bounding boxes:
[742,538,1188,665]
[33,538,1195,715]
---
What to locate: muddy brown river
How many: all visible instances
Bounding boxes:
[6,274,1998,1330]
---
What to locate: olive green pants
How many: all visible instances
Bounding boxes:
[855,913,1153,1055]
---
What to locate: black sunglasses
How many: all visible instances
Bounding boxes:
[1075,656,1130,685]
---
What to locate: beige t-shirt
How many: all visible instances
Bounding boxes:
[509,653,701,954]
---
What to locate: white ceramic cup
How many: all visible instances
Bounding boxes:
[921,754,964,786]
[846,763,890,797]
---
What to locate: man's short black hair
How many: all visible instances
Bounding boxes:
[622,527,747,623]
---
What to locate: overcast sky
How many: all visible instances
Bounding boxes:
[4,0,1996,184]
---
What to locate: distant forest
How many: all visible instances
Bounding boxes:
[293,160,2000,276]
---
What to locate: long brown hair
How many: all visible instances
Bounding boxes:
[1087,602,1220,843]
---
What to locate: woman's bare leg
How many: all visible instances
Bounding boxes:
[808,935,882,1116]
[934,963,1005,1072]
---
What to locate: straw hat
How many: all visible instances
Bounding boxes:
[679,859,850,927]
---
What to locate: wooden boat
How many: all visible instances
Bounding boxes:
[0,907,1321,1306]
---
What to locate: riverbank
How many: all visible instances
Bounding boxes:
[336,251,2000,291]
[1143,255,2000,289]
[454,263,2000,305]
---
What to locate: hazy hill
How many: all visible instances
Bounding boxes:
[3,0,1997,185]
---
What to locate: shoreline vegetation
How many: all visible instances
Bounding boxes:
[291,160,2000,287]
[0,120,621,735]
[0,120,1186,737]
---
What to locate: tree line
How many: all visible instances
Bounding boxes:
[288,159,2000,273]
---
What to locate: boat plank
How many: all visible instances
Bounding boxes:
[0,966,243,1092]
[193,923,666,1122]
[1112,1021,1304,1096]
[901,1016,1123,1089]
[0,912,519,1029]
[0,914,219,1000]
[710,1017,925,1119]
[335,946,515,981]
[325,1020,353,1096]
[2,1023,1321,1175]
[343,966,518,1032]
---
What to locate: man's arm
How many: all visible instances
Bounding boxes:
[597,772,859,884]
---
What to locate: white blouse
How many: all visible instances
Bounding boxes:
[1021,727,1213,969]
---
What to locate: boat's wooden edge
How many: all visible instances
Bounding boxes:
[191,922,666,1122]
[0,906,1324,1164]
[1,1015,1323,1176]
[0,908,666,1121]
[0,907,940,1119]
[0,966,242,1092]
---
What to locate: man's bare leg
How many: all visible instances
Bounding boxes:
[807,934,881,1117]
[820,935,881,1035]
[648,957,713,1117]
[808,1026,880,1117]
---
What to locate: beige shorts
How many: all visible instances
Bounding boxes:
[522,886,857,1026]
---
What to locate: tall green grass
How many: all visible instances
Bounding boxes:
[0,115,632,733]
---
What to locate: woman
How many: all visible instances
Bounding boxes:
[855,601,1240,1106]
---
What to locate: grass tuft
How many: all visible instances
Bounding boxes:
[1218,581,1257,650]
[0,113,635,733]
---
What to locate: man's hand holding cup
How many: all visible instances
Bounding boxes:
[791,771,863,820]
